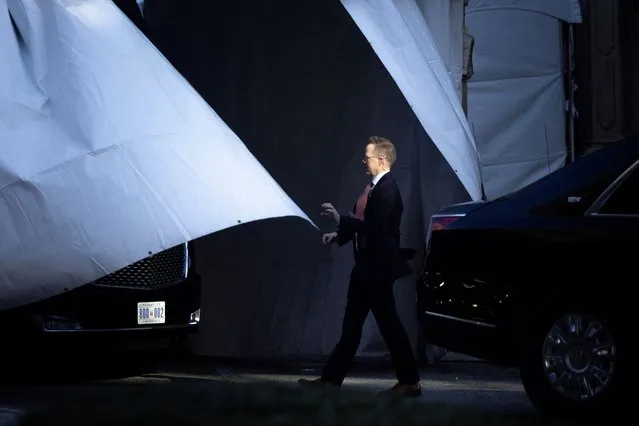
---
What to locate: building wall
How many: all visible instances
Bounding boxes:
[574,0,639,155]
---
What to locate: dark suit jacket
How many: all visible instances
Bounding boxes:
[336,172,412,282]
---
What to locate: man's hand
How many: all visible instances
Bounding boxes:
[322,232,338,246]
[320,202,340,224]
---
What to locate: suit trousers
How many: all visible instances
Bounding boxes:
[321,265,420,385]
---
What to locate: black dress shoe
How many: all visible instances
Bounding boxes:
[379,382,422,397]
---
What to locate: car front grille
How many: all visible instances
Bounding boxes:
[92,244,187,289]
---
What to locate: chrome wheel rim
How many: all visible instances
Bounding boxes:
[541,313,616,402]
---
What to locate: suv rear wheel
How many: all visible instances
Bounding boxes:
[519,310,625,420]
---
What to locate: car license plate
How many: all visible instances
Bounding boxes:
[137,301,166,325]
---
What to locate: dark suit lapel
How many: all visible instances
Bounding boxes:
[365,172,392,215]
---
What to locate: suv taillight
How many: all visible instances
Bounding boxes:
[430,215,462,231]
[424,215,463,268]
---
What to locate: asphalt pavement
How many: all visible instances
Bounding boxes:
[0,355,535,424]
[153,357,533,411]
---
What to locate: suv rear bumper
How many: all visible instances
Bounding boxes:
[416,272,516,365]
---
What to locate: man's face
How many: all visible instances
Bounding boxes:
[362,143,383,176]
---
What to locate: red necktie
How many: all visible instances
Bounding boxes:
[353,183,372,249]
[353,183,372,220]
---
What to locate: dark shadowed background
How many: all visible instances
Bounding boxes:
[136,0,469,359]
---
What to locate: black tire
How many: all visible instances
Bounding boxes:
[518,307,626,421]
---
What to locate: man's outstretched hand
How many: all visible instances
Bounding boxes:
[322,232,338,246]
[320,202,340,224]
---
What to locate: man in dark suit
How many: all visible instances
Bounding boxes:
[299,136,421,397]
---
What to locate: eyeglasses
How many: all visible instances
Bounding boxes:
[362,155,386,163]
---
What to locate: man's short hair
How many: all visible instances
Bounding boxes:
[368,136,396,167]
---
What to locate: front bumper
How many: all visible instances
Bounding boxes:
[35,318,200,354]
[1,272,202,353]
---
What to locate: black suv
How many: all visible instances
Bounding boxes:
[418,139,637,419]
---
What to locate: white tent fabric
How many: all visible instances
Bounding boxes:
[466,0,582,23]
[0,0,312,310]
[339,0,483,201]
[466,0,582,199]
[416,0,466,99]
